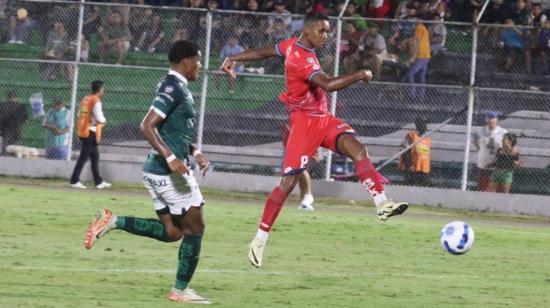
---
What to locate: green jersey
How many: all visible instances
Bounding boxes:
[143,70,196,175]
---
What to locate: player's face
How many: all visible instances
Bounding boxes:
[306,20,330,48]
[184,52,202,81]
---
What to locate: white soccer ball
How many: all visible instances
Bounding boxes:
[440,221,475,255]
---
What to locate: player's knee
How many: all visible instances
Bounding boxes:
[183,223,204,237]
[279,175,299,194]
[166,227,184,242]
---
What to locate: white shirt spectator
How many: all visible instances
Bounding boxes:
[474,125,507,169]
[89,101,106,132]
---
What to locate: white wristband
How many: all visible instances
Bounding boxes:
[192,149,202,157]
[166,154,176,163]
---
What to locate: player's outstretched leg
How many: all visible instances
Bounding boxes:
[249,176,298,267]
[84,209,178,249]
[337,134,408,221]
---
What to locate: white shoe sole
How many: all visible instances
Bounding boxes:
[377,202,408,221]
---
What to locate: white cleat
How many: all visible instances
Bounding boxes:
[248,236,266,268]
[70,182,87,189]
[298,203,315,211]
[96,181,112,189]
[167,288,211,304]
[376,200,408,221]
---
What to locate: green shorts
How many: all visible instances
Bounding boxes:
[491,169,513,185]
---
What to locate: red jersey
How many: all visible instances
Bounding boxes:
[276,37,329,114]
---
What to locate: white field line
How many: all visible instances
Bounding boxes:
[0,266,539,281]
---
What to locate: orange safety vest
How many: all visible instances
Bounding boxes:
[76,94,100,138]
[399,131,431,174]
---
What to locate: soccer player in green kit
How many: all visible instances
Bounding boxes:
[84,40,211,304]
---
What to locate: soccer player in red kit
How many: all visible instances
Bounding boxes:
[222,12,408,267]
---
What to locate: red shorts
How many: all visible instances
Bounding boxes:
[283,111,355,176]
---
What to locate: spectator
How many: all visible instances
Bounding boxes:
[0,91,28,154]
[472,111,507,192]
[367,0,392,19]
[481,0,510,24]
[70,80,111,190]
[353,23,396,79]
[340,1,367,32]
[240,0,267,48]
[528,2,548,27]
[97,12,130,64]
[535,19,550,74]
[430,13,447,55]
[402,15,431,102]
[220,37,245,92]
[341,22,364,64]
[488,133,520,193]
[42,21,73,81]
[269,0,292,36]
[399,118,431,186]
[388,6,417,49]
[129,8,154,45]
[267,18,290,44]
[42,98,69,160]
[172,27,191,43]
[499,18,527,72]
[425,0,446,19]
[511,0,530,25]
[394,0,415,19]
[8,8,37,44]
[134,14,167,53]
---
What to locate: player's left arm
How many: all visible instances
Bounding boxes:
[189,144,210,176]
[310,70,372,92]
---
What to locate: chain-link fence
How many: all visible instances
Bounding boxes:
[1,1,549,195]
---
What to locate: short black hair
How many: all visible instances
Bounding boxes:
[91,80,104,94]
[168,40,201,64]
[504,133,518,147]
[304,12,329,26]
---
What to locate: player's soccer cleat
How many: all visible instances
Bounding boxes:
[376,200,408,221]
[167,288,211,304]
[84,209,116,249]
[70,182,87,189]
[96,181,112,189]
[298,203,315,211]
[248,236,266,268]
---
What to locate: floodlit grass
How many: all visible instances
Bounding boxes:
[0,179,549,307]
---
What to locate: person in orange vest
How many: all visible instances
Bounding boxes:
[70,80,111,189]
[399,118,431,186]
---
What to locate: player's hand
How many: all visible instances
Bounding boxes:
[168,158,189,175]
[221,57,237,79]
[195,153,210,177]
[361,70,373,83]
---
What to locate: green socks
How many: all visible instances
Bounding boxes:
[175,234,202,290]
[115,216,172,242]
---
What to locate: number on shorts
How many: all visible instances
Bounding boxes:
[300,155,309,168]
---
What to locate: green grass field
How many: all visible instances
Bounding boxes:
[1,178,550,307]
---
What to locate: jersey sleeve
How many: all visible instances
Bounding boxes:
[296,56,322,81]
[275,38,294,58]
[151,83,180,119]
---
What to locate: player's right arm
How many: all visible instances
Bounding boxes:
[310,70,372,92]
[221,46,278,78]
[140,110,189,175]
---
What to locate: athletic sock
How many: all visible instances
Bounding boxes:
[301,193,314,206]
[115,216,172,242]
[258,187,288,233]
[355,158,387,206]
[175,234,202,290]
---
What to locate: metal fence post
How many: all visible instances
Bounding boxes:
[66,0,85,161]
[324,0,349,181]
[461,1,490,190]
[196,10,212,153]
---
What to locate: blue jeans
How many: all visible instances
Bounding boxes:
[404,58,429,102]
[45,145,68,160]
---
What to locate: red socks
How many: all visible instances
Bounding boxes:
[355,158,385,197]
[259,187,288,232]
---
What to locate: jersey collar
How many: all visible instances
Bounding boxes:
[168,69,188,85]
[295,41,315,52]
